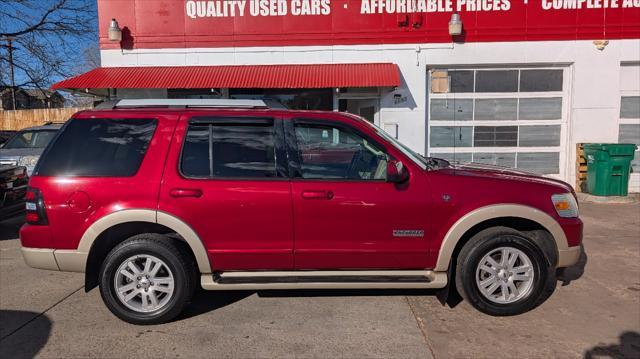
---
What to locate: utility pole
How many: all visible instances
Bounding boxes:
[1,36,16,110]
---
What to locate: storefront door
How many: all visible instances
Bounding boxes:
[339,98,380,125]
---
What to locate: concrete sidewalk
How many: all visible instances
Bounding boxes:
[1,202,639,358]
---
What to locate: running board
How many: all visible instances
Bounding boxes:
[200,270,448,290]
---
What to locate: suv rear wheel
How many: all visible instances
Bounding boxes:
[455,227,556,316]
[99,234,196,324]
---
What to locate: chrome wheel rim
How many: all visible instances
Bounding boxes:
[475,247,535,304]
[114,255,175,313]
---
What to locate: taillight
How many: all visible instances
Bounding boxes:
[25,187,48,225]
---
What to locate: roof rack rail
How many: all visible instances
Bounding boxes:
[95,99,269,110]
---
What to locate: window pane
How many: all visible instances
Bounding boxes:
[473,153,516,168]
[4,130,57,149]
[519,125,561,147]
[517,152,560,174]
[520,70,563,92]
[619,124,640,145]
[430,126,473,147]
[36,119,156,177]
[32,131,57,148]
[211,124,277,178]
[473,126,518,147]
[431,70,449,93]
[432,152,472,163]
[449,71,474,93]
[620,96,640,119]
[631,151,640,173]
[430,99,473,121]
[294,124,388,180]
[474,99,517,121]
[181,125,210,177]
[475,70,518,92]
[519,98,563,121]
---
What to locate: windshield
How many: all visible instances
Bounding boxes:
[357,118,429,169]
[3,130,58,149]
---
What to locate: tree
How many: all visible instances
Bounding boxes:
[0,0,97,107]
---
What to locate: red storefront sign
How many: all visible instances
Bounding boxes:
[98,0,640,49]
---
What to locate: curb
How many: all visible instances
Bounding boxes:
[576,192,639,204]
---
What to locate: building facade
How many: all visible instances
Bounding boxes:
[53,0,640,191]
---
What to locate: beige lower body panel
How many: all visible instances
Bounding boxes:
[558,246,581,268]
[21,247,87,272]
[21,248,60,271]
[200,270,448,290]
[54,250,88,272]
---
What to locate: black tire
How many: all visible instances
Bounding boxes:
[455,227,556,316]
[99,234,197,325]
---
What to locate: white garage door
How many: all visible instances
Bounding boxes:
[427,67,569,181]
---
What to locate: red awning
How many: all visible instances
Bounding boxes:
[51,63,401,90]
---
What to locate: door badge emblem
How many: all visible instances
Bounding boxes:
[393,230,425,238]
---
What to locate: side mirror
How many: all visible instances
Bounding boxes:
[387,160,409,183]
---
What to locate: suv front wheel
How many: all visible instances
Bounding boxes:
[455,227,556,316]
[99,234,196,324]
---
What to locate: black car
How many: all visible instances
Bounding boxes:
[0,165,28,221]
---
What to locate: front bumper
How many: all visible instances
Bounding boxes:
[556,217,583,268]
[557,246,581,267]
[21,247,87,272]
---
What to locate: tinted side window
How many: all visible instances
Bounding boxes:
[36,119,156,177]
[181,125,210,177]
[181,121,278,178]
[294,123,388,180]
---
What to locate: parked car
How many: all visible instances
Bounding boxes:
[0,165,28,221]
[20,99,582,324]
[0,123,63,175]
[0,131,16,146]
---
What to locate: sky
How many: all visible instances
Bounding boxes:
[0,0,99,90]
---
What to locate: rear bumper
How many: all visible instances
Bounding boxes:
[21,247,87,272]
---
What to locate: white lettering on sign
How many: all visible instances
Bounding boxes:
[185,0,640,19]
[186,0,247,18]
[186,0,331,18]
[291,0,331,15]
[542,0,640,9]
[360,0,512,14]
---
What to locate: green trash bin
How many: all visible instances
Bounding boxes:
[583,143,638,196]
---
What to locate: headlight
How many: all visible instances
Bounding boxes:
[18,155,39,168]
[551,193,579,218]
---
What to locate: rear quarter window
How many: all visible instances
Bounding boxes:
[35,118,157,177]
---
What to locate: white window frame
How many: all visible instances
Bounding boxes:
[619,62,640,192]
[426,65,571,180]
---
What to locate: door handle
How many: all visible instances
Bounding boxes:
[170,188,203,198]
[301,190,334,200]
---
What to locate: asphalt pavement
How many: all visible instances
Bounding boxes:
[1,202,639,358]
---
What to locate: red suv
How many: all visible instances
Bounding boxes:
[20,99,582,324]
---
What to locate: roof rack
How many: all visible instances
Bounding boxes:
[95,99,269,110]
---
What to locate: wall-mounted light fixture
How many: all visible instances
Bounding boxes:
[449,13,463,36]
[593,40,609,51]
[108,18,122,42]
